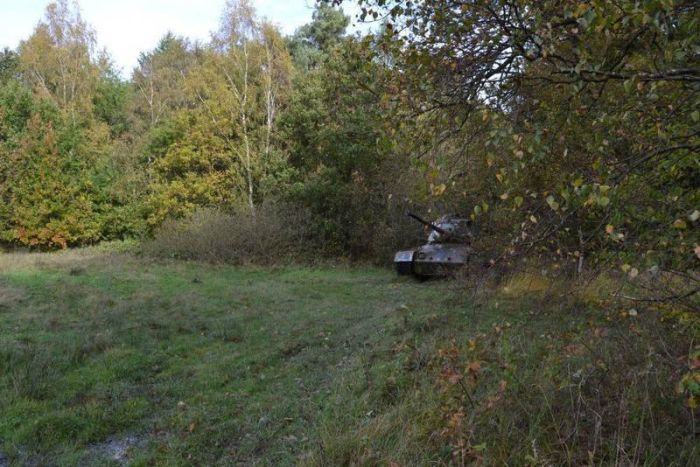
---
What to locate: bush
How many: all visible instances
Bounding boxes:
[142,203,318,265]
[143,194,432,266]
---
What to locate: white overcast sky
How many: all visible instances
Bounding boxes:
[0,0,365,76]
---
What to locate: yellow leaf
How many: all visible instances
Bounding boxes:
[431,183,447,197]
[673,219,687,229]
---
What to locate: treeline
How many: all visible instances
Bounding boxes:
[0,0,403,258]
[1,0,698,272]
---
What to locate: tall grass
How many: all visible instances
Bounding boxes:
[310,271,699,465]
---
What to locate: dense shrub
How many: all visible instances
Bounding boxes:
[143,203,319,265]
[143,198,429,266]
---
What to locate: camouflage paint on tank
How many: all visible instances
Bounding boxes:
[394,212,475,278]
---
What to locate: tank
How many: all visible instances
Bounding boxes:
[394,211,475,278]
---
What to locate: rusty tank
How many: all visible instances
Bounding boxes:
[394,211,475,278]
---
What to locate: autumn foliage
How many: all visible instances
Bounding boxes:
[0,0,697,280]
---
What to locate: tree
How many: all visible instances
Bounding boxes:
[18,0,103,119]
[288,3,349,70]
[211,0,261,212]
[0,109,105,247]
[144,0,293,224]
[132,33,197,130]
[1,0,141,248]
[94,64,131,136]
[328,0,700,270]
[279,33,411,257]
[0,48,19,84]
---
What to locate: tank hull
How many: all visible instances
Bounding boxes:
[394,243,470,277]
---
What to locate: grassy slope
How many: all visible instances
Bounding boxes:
[0,249,696,465]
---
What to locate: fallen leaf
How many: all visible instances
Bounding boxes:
[673,219,687,229]
[467,361,481,375]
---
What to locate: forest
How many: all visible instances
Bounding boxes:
[0,0,698,464]
[0,0,695,270]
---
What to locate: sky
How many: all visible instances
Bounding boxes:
[0,0,364,76]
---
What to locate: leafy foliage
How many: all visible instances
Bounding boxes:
[328,0,699,271]
[0,0,697,279]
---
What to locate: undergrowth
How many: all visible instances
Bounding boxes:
[309,271,699,465]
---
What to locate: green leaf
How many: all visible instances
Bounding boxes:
[623,79,634,94]
[546,195,559,211]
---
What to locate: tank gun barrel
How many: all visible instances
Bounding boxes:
[406,211,449,236]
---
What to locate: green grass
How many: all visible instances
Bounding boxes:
[0,248,697,465]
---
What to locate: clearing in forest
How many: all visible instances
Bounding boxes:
[0,249,695,465]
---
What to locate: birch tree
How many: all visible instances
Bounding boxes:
[18,0,101,118]
[260,23,292,169]
[144,0,292,224]
[213,0,259,212]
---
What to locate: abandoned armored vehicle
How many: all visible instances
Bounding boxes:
[394,211,475,278]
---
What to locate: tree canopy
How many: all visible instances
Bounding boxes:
[0,0,697,275]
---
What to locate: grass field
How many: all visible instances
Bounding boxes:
[0,248,697,465]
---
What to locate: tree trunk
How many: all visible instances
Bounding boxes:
[241,41,254,214]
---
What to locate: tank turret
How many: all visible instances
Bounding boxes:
[407,211,474,244]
